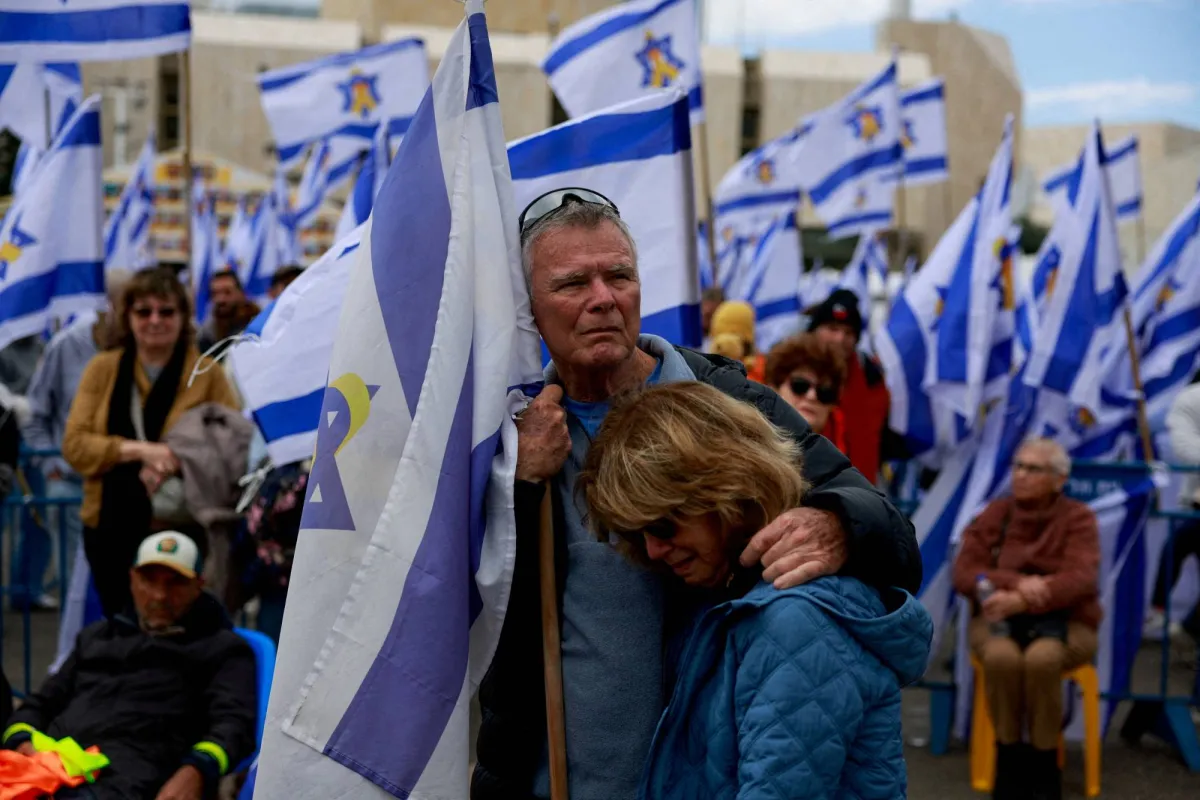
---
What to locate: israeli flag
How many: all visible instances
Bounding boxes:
[258,38,429,169]
[735,212,803,352]
[242,174,299,300]
[103,130,157,273]
[252,5,542,797]
[1135,193,1200,422]
[292,141,335,231]
[336,124,391,241]
[191,183,220,324]
[230,229,363,467]
[1043,134,1143,221]
[794,60,903,239]
[799,267,839,312]
[509,88,700,346]
[1024,123,1127,440]
[0,95,104,350]
[838,232,888,309]
[899,78,948,186]
[221,197,254,282]
[544,0,704,125]
[0,0,190,62]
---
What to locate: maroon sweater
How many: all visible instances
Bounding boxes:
[952,494,1102,628]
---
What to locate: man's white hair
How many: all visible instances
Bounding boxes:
[519,200,639,290]
[1019,437,1071,477]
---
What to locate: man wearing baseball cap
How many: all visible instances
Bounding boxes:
[808,289,897,484]
[2,532,257,800]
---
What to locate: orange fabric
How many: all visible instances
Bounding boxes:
[837,355,889,482]
[745,356,766,385]
[0,749,102,800]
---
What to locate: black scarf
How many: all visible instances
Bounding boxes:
[97,339,190,538]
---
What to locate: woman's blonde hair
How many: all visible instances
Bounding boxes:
[577,381,807,566]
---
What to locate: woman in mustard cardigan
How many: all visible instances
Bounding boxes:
[63,268,238,617]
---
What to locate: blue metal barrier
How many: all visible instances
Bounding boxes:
[897,458,1200,772]
[0,448,84,698]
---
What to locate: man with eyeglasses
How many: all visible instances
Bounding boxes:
[952,438,1100,800]
[473,189,921,800]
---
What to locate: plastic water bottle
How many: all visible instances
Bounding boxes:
[976,574,1010,637]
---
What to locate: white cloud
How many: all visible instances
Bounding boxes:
[1026,79,1198,116]
[704,0,974,43]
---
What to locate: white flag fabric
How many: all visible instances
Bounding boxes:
[1043,135,1143,221]
[738,212,804,352]
[252,4,542,798]
[0,94,104,349]
[230,229,363,468]
[899,78,948,186]
[258,38,429,169]
[103,131,157,273]
[335,124,391,241]
[509,88,700,346]
[0,62,50,147]
[793,60,902,239]
[544,0,704,125]
[0,0,190,62]
[191,183,220,324]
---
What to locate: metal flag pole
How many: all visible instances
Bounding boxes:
[697,120,718,274]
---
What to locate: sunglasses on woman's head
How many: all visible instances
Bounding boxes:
[789,376,838,405]
[132,306,178,319]
[518,187,620,238]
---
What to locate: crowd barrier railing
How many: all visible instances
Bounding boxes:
[895,458,1200,773]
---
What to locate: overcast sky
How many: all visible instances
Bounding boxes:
[703,0,1200,129]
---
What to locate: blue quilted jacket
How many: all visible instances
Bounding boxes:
[639,576,933,800]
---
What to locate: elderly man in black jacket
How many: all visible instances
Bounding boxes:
[472,189,922,800]
[2,531,256,800]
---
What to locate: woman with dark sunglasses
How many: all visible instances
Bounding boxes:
[63,268,239,617]
[578,381,931,800]
[764,333,848,451]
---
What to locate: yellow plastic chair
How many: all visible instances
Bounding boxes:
[968,655,1102,798]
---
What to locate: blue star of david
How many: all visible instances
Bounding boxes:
[635,33,686,89]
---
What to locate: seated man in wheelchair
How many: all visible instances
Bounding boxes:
[2,531,257,800]
[953,437,1101,800]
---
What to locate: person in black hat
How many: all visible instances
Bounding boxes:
[807,289,892,483]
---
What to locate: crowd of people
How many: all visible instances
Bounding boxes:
[0,186,1195,799]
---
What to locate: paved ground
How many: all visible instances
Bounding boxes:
[5,605,1200,798]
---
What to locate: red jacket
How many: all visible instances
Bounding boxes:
[822,407,847,454]
[838,353,890,483]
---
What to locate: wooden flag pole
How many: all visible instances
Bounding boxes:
[180,48,194,270]
[539,489,569,800]
[893,174,909,274]
[1135,211,1148,267]
[1122,306,1156,461]
[696,120,718,275]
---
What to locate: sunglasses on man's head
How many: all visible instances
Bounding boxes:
[132,306,178,320]
[518,188,620,238]
[789,376,838,405]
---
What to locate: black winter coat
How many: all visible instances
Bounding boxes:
[471,348,921,800]
[4,592,256,800]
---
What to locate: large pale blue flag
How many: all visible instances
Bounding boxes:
[509,88,700,346]
[793,60,902,239]
[0,0,190,61]
[229,228,363,467]
[103,130,157,272]
[544,0,704,125]
[252,4,542,798]
[0,94,104,349]
[258,38,429,169]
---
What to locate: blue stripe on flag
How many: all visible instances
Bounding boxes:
[887,295,937,453]
[1133,199,1200,304]
[1104,482,1152,729]
[935,212,981,384]
[466,14,498,111]
[808,143,905,206]
[252,388,324,443]
[257,38,426,93]
[1144,349,1200,401]
[1116,198,1141,218]
[827,210,893,239]
[902,83,943,106]
[0,261,103,321]
[371,87,450,417]
[543,0,688,75]
[848,62,897,105]
[756,296,800,320]
[906,155,948,175]
[276,118,413,166]
[58,110,101,149]
[919,464,974,595]
[687,84,703,112]
[0,5,190,45]
[641,302,701,348]
[714,190,801,216]
[508,98,690,179]
[1145,306,1200,353]
[1107,137,1137,162]
[245,300,276,338]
